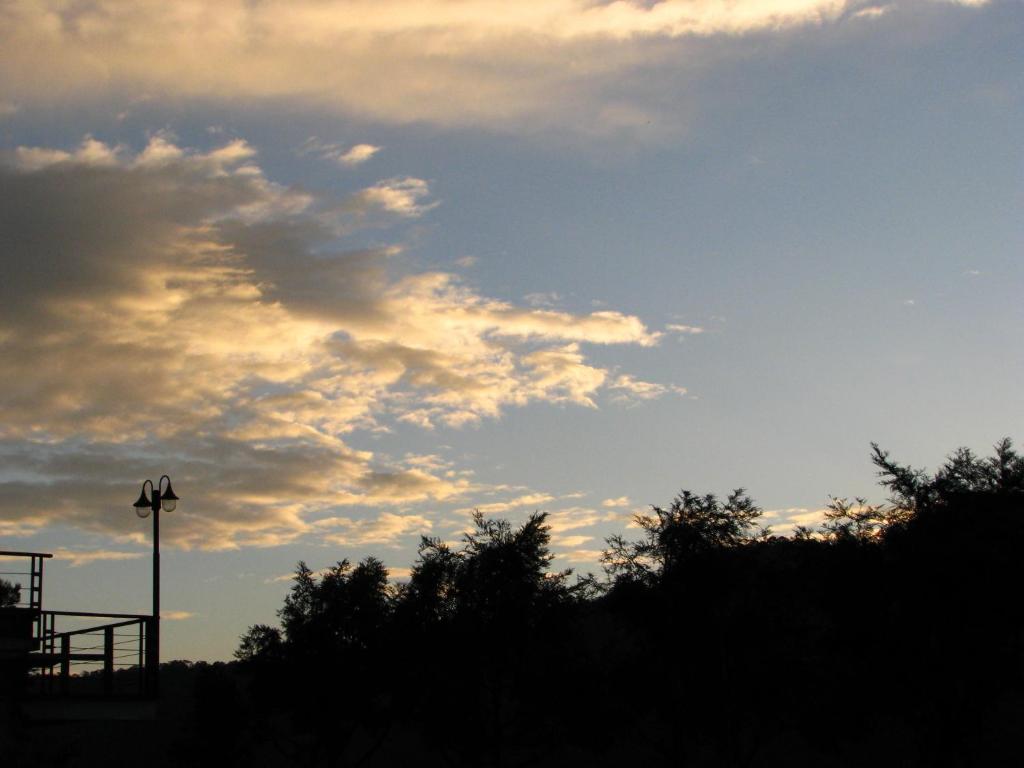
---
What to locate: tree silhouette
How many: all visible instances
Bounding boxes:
[233,623,282,662]
[602,488,764,585]
[393,511,583,767]
[0,578,19,608]
[234,557,397,767]
[871,437,1024,513]
[218,439,1024,767]
[820,495,904,542]
[395,536,460,628]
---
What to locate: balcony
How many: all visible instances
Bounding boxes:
[0,551,156,720]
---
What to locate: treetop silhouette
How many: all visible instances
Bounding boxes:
[218,438,1024,767]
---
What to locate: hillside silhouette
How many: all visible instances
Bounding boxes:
[5,440,1024,767]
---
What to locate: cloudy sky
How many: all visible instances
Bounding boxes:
[1,0,1021,660]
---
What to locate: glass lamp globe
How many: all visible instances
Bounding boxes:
[159,478,180,513]
[133,489,152,518]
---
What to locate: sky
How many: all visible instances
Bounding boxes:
[0,0,1021,662]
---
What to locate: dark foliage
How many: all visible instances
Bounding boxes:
[11,440,1023,767]
[221,440,1024,766]
[0,578,20,608]
[602,487,765,585]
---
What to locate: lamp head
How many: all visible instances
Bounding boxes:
[133,489,152,518]
[160,478,179,513]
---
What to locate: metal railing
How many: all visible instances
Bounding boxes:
[2,551,156,700]
[28,610,156,698]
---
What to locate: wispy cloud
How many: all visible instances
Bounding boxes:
[666,324,704,336]
[455,493,556,515]
[601,496,631,508]
[545,506,625,534]
[556,548,605,564]
[608,374,687,403]
[0,1,993,136]
[314,512,433,546]
[162,610,196,621]
[51,548,146,568]
[851,5,892,19]
[298,138,381,166]
[762,507,830,533]
[358,177,436,217]
[339,144,381,166]
[523,292,561,308]
[551,534,593,548]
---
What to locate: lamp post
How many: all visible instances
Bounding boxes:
[132,474,179,697]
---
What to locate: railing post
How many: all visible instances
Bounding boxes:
[103,626,115,695]
[34,554,43,611]
[41,614,50,693]
[59,634,70,696]
[47,613,55,693]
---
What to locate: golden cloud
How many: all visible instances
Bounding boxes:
[555,548,606,564]
[315,512,434,547]
[601,496,632,508]
[551,534,594,548]
[50,548,146,568]
[762,507,831,532]
[161,610,195,621]
[0,136,672,550]
[0,0,988,134]
[545,506,627,534]
[455,493,557,516]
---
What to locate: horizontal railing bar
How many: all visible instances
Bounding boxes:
[27,652,106,665]
[43,610,150,619]
[0,551,53,558]
[68,640,143,648]
[48,619,146,637]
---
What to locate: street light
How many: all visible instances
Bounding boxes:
[132,474,179,696]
